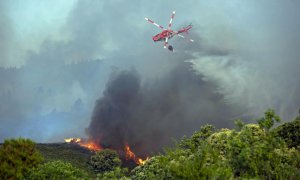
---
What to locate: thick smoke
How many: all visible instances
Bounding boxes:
[1,0,300,145]
[189,1,300,120]
[87,62,242,156]
[87,0,300,154]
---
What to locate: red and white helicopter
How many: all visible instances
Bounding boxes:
[145,11,194,51]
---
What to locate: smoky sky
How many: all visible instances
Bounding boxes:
[0,0,300,144]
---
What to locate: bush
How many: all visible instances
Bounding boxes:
[131,110,300,179]
[178,124,215,151]
[0,138,43,179]
[27,160,89,180]
[131,129,233,179]
[226,124,300,178]
[97,167,129,180]
[89,149,121,173]
[273,116,300,149]
[161,144,232,179]
[130,156,171,179]
[257,109,281,130]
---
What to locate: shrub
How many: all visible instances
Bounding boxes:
[0,138,43,179]
[130,156,171,179]
[89,149,121,173]
[226,124,300,178]
[178,124,215,151]
[160,144,233,179]
[27,160,89,180]
[273,116,300,149]
[257,109,281,130]
[96,167,129,180]
[131,131,233,179]
[207,128,233,158]
[130,110,300,179]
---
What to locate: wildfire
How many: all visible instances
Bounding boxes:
[125,144,136,160]
[64,138,102,151]
[64,138,148,165]
[124,144,149,165]
[137,157,149,165]
[64,138,81,143]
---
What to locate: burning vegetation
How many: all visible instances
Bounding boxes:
[62,66,240,169]
[64,138,102,151]
[2,110,300,180]
[64,138,148,165]
[124,144,149,165]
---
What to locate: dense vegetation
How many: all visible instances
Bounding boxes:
[28,160,89,180]
[0,109,299,179]
[274,110,300,149]
[36,143,95,176]
[0,138,43,179]
[89,149,122,173]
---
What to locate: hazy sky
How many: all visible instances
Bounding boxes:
[0,0,299,143]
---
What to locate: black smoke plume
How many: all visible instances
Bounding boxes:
[87,61,243,156]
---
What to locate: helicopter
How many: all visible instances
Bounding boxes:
[145,11,194,51]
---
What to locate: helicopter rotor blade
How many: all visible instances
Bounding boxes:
[177,34,194,42]
[168,11,176,30]
[145,17,165,29]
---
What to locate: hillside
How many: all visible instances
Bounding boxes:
[36,143,96,176]
[1,109,299,179]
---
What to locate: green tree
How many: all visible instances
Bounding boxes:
[89,149,121,173]
[96,167,129,180]
[27,160,89,180]
[0,138,43,179]
[226,124,300,178]
[257,109,281,130]
[234,119,245,131]
[131,110,300,179]
[131,126,233,179]
[130,156,171,179]
[273,110,300,149]
[160,143,232,179]
[178,124,215,151]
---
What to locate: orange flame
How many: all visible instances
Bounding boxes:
[124,144,149,165]
[64,138,102,151]
[65,139,149,165]
[64,138,81,143]
[125,144,136,160]
[137,157,149,165]
[79,139,102,151]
